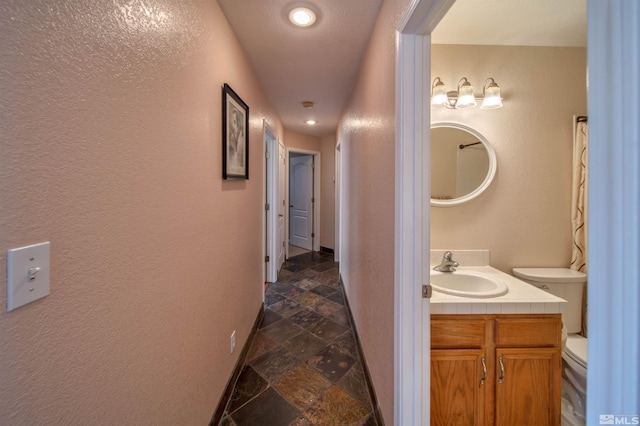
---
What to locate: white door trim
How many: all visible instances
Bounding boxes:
[335,142,341,264]
[396,1,640,423]
[586,0,640,420]
[395,0,454,424]
[277,140,286,270]
[286,147,321,255]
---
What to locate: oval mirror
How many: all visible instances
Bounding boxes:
[430,122,497,207]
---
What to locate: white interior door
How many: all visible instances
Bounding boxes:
[265,140,269,281]
[264,125,279,284]
[277,141,286,268]
[289,154,313,250]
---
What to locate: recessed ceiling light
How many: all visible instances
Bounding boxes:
[304,120,317,125]
[289,7,316,27]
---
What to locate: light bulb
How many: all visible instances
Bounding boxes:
[480,82,503,109]
[431,78,449,107]
[456,81,477,108]
[289,7,316,27]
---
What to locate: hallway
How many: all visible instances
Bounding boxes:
[217,252,380,425]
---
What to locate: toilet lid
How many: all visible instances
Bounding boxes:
[565,335,587,368]
[512,268,587,283]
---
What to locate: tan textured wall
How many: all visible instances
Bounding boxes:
[431,45,587,272]
[0,1,282,424]
[284,129,321,152]
[337,0,411,422]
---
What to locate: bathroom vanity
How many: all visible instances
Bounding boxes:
[429,251,565,426]
[431,314,562,426]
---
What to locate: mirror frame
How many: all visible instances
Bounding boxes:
[430,122,497,207]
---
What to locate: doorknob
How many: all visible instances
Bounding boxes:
[290,205,293,207]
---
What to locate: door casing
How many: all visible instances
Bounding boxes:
[394,0,638,423]
[394,0,454,424]
[277,140,286,268]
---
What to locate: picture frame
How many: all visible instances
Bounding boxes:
[222,83,249,180]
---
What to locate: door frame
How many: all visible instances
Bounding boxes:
[263,121,280,284]
[286,147,321,256]
[586,0,640,420]
[394,0,454,424]
[334,141,341,264]
[396,1,640,423]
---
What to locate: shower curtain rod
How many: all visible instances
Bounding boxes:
[459,141,482,149]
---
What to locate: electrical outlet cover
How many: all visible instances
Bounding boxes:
[7,242,50,311]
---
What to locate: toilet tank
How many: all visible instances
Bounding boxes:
[512,268,587,334]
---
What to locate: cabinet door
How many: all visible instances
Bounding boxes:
[495,348,561,426]
[431,349,487,426]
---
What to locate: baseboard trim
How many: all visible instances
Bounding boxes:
[320,246,334,254]
[210,304,264,425]
[340,274,385,425]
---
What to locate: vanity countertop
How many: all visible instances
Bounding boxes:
[429,251,567,315]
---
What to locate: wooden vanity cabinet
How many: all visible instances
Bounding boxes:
[431,314,562,426]
[432,348,487,425]
[431,317,489,426]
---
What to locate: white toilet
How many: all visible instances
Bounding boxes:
[512,268,587,426]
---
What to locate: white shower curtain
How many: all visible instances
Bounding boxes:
[571,118,588,273]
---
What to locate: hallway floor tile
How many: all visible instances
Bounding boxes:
[217,251,380,426]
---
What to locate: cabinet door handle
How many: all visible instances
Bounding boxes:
[480,357,487,385]
[498,356,505,384]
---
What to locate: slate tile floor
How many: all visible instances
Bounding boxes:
[218,251,380,426]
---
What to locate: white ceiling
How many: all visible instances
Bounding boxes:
[217,0,382,137]
[433,0,586,47]
[217,0,586,138]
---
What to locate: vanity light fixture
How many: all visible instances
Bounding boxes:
[431,77,503,109]
[431,77,449,107]
[455,78,477,108]
[289,6,317,27]
[480,78,503,109]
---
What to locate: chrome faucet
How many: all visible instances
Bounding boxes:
[433,251,459,272]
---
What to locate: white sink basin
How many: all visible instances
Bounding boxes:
[430,269,508,298]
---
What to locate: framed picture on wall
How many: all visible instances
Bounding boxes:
[222,83,249,180]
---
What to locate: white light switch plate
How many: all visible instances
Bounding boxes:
[7,242,50,312]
